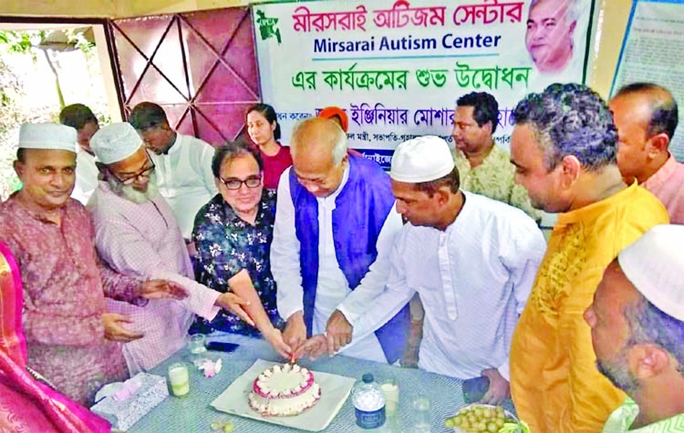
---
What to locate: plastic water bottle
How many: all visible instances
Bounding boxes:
[351,373,386,431]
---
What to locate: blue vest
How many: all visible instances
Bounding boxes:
[289,155,410,364]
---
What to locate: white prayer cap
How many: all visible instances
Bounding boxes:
[390,135,455,183]
[90,122,143,165]
[19,123,77,153]
[618,224,684,320]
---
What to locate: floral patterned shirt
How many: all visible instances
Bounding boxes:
[455,145,542,223]
[191,191,283,335]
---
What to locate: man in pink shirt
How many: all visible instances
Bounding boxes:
[0,123,187,405]
[610,83,684,223]
[88,123,256,373]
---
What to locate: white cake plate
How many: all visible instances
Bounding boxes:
[210,359,356,432]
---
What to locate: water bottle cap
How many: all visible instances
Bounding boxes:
[362,373,374,383]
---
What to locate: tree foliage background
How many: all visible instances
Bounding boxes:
[0,48,30,199]
[0,28,107,200]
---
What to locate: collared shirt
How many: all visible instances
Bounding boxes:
[510,183,669,433]
[351,192,545,378]
[271,167,404,363]
[71,147,99,205]
[643,155,684,224]
[0,196,139,405]
[151,133,218,238]
[454,145,541,223]
[603,398,684,432]
[88,182,221,374]
[192,190,283,335]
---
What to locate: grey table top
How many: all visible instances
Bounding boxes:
[129,333,515,433]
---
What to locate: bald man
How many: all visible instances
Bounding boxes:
[270,118,409,364]
[610,83,684,223]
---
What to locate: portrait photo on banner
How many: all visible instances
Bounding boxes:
[253,0,594,160]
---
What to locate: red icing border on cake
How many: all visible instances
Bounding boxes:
[252,365,315,399]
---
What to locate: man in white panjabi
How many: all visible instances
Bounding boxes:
[341,136,546,404]
[129,102,218,239]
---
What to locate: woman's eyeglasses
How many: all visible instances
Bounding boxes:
[219,175,262,190]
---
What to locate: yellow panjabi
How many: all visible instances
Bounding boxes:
[510,183,669,433]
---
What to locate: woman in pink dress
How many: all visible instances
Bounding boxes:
[246,104,292,190]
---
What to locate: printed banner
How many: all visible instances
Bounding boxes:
[253,0,593,168]
[612,0,684,161]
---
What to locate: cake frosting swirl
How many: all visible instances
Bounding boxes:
[248,364,321,416]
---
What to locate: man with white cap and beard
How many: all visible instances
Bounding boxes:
[87,122,267,373]
[0,123,186,405]
[584,225,684,432]
[316,136,546,404]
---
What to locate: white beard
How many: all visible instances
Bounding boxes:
[108,172,159,204]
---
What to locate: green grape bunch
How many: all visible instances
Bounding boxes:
[444,404,530,433]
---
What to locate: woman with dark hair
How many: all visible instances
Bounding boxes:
[191,141,291,358]
[246,103,292,189]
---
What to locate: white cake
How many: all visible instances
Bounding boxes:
[248,364,321,416]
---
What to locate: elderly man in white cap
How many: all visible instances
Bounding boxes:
[0,123,186,405]
[333,136,546,404]
[584,225,684,433]
[88,122,266,373]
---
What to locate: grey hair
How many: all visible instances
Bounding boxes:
[624,296,684,375]
[330,125,347,165]
[596,346,638,395]
[291,117,348,165]
[512,83,618,172]
[529,0,581,23]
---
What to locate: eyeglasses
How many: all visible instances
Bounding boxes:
[219,174,262,190]
[111,159,156,185]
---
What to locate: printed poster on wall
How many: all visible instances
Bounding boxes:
[612,0,684,161]
[253,0,594,168]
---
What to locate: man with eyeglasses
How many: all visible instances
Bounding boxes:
[0,123,188,405]
[87,123,254,374]
[191,141,291,359]
[271,117,409,364]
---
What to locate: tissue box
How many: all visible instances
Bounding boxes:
[91,373,169,431]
